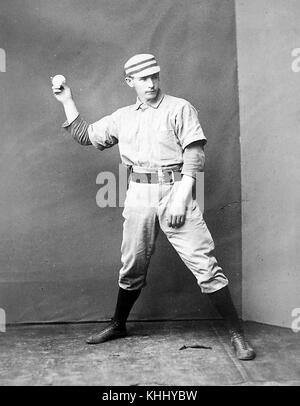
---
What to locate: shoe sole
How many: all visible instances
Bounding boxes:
[86,332,127,345]
[237,353,256,361]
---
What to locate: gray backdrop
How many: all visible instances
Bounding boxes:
[0,0,241,323]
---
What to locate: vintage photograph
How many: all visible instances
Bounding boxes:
[0,0,299,391]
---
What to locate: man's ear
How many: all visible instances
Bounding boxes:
[125,76,134,88]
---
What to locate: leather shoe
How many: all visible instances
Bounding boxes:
[230,331,256,360]
[86,321,127,344]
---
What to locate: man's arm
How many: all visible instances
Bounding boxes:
[52,83,79,123]
[167,141,205,228]
[53,82,119,149]
[52,83,92,145]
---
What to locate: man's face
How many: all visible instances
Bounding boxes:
[126,73,160,103]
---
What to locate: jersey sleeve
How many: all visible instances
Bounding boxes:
[88,111,119,151]
[181,141,205,179]
[175,102,207,150]
[62,115,92,145]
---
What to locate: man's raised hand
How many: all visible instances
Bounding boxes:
[51,75,72,104]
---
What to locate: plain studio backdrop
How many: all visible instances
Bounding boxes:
[0,0,298,328]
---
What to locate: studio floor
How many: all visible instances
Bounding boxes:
[0,320,299,386]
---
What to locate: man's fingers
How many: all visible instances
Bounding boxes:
[167,215,182,228]
[52,84,68,92]
[175,216,182,228]
[52,86,62,94]
[168,215,177,228]
[173,215,186,228]
[178,215,186,228]
[173,216,180,228]
[167,213,187,228]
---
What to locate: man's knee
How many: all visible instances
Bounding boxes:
[118,275,146,291]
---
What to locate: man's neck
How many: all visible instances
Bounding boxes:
[139,89,161,106]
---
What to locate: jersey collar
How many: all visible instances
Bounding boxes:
[134,91,165,110]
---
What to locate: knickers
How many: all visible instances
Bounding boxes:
[119,180,228,293]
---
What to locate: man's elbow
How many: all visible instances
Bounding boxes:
[76,131,92,145]
[199,150,205,171]
[72,120,92,146]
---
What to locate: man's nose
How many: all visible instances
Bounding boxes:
[147,78,154,88]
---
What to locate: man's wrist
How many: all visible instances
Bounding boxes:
[63,98,75,108]
[63,99,79,125]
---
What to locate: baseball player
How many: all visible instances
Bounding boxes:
[52,54,255,360]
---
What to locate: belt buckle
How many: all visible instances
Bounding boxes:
[157,169,164,184]
[169,170,175,184]
[158,169,174,184]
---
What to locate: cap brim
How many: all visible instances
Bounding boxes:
[131,66,160,78]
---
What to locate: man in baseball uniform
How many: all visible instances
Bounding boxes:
[52,54,255,360]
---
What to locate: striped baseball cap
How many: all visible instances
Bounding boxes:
[124,54,160,78]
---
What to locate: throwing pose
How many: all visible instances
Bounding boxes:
[52,54,255,360]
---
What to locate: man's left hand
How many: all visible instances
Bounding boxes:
[167,196,187,228]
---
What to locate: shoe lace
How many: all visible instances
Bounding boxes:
[231,332,250,350]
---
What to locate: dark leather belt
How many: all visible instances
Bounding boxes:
[131,170,182,184]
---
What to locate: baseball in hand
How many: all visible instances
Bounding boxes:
[52,74,66,88]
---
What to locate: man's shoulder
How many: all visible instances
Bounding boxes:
[163,94,193,109]
[113,103,136,116]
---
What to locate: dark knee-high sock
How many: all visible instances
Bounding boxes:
[207,286,242,333]
[113,287,141,327]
